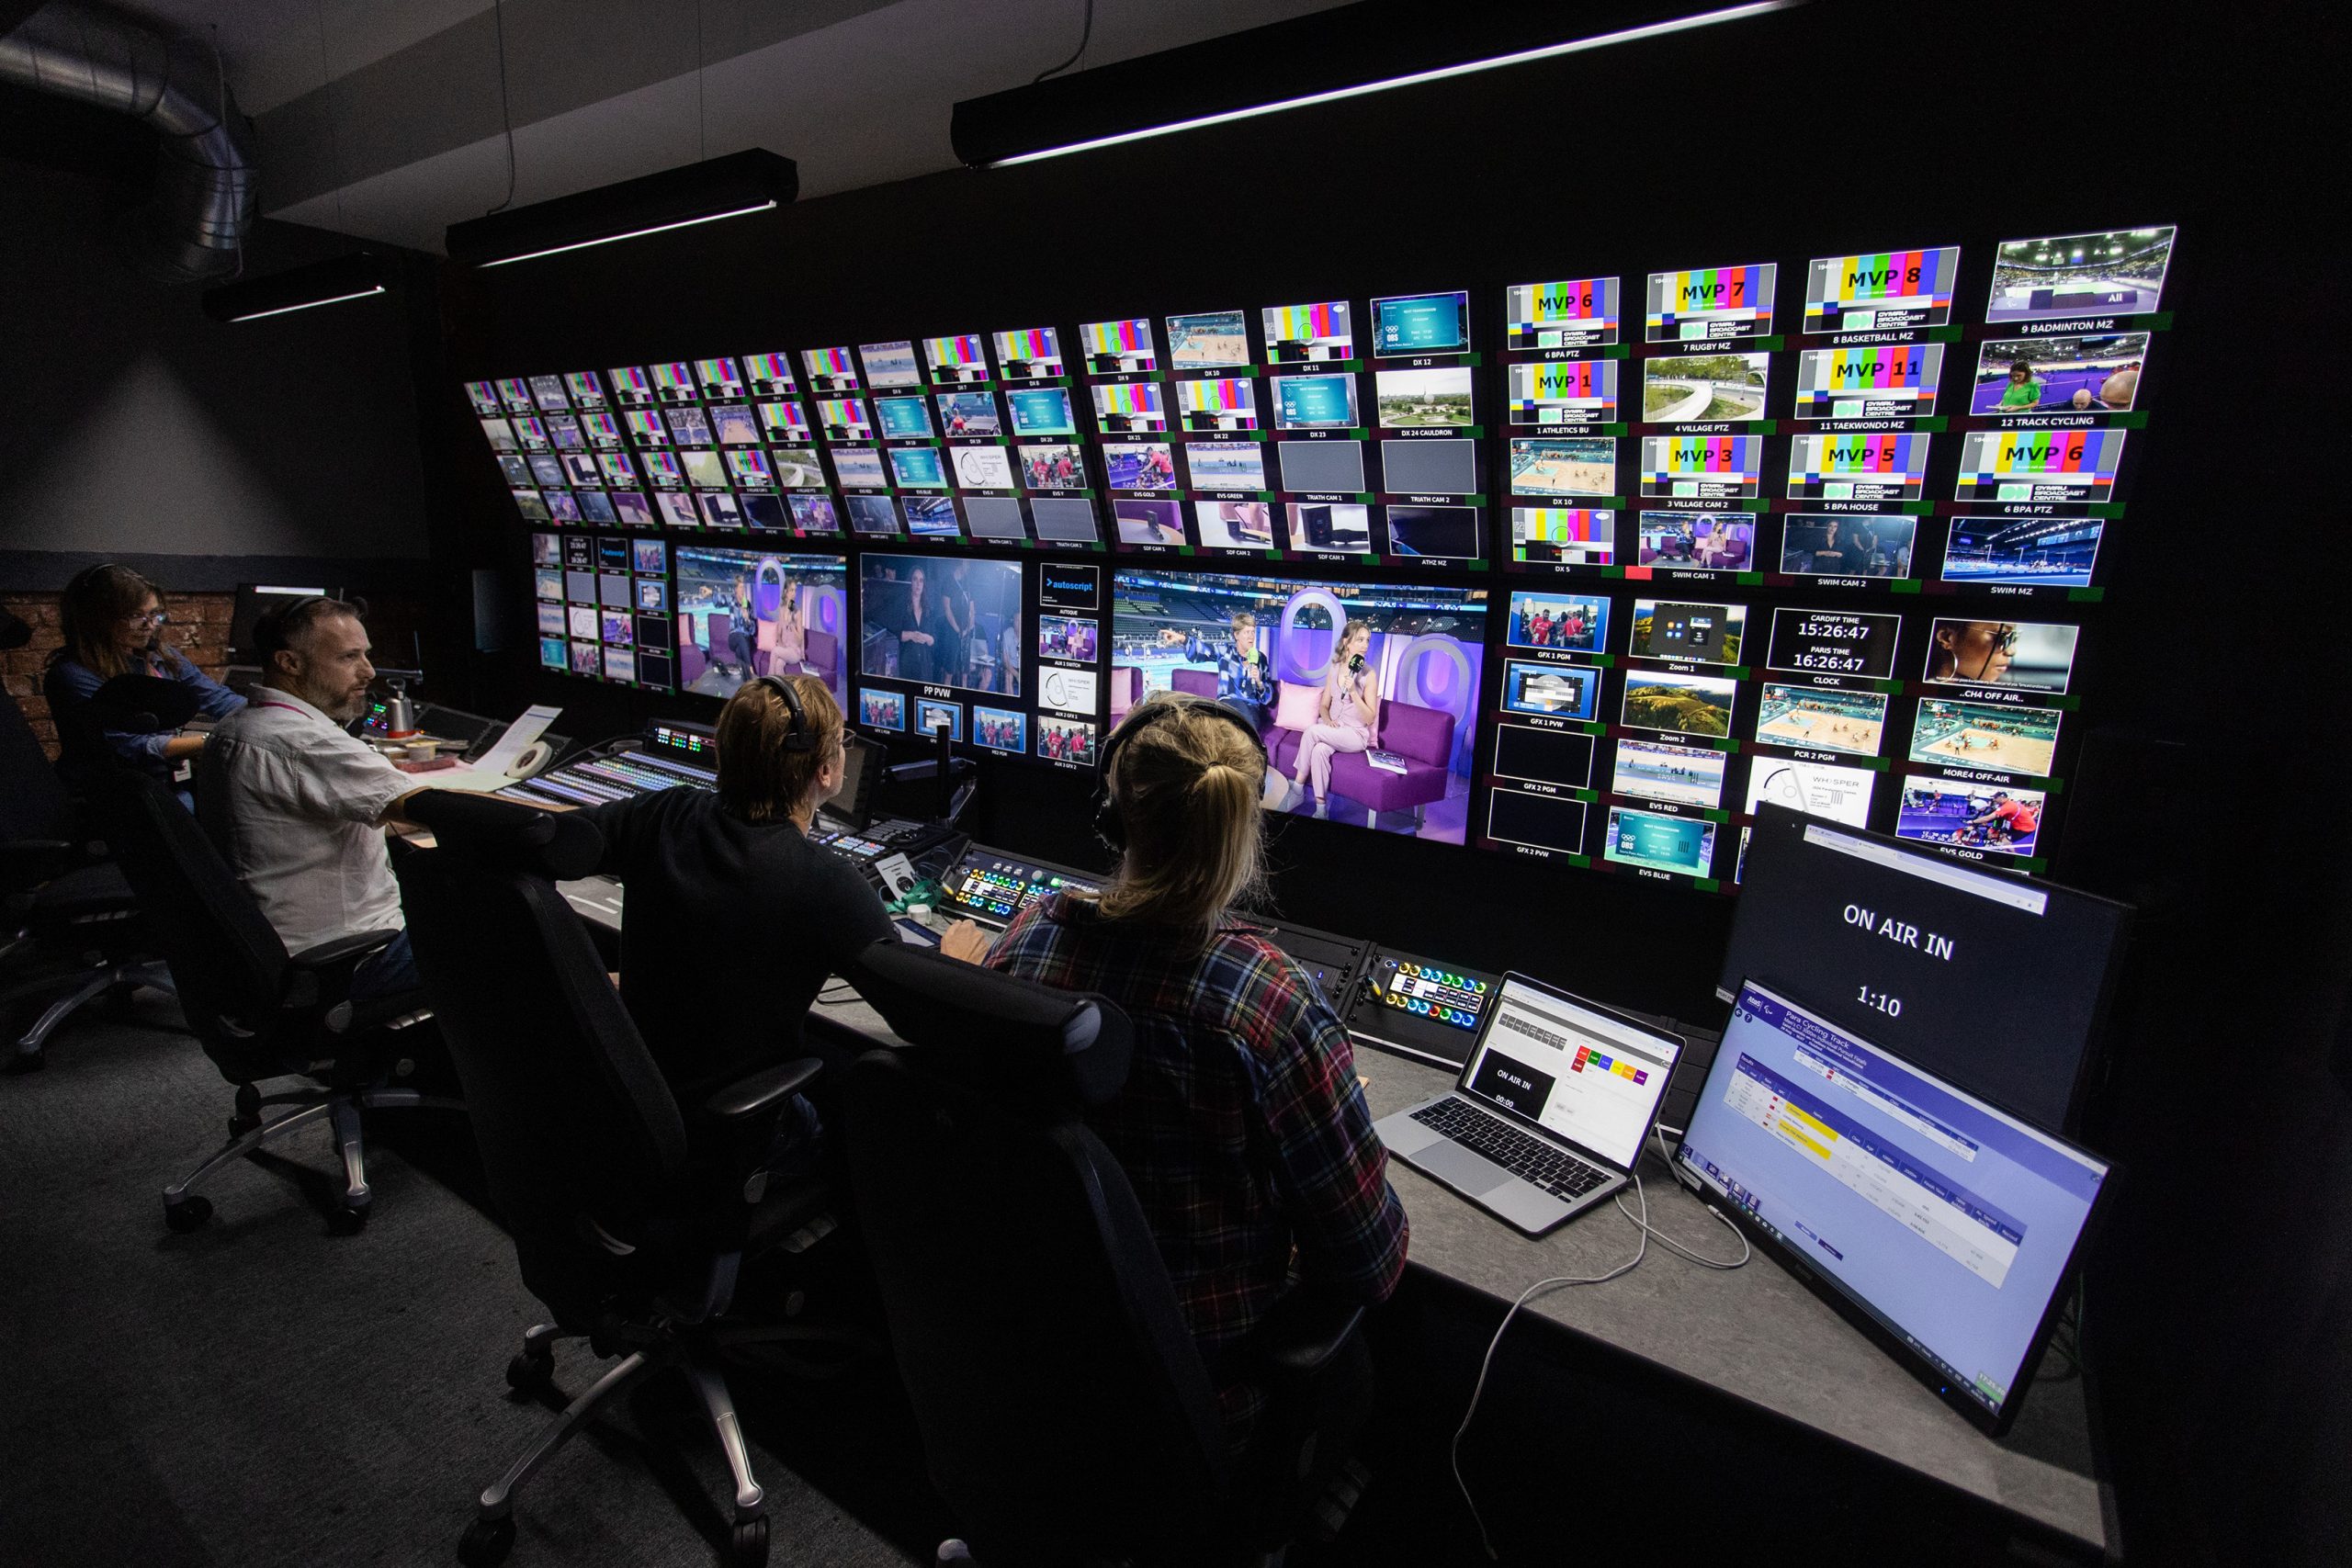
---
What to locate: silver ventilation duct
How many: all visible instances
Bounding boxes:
[0,1,257,280]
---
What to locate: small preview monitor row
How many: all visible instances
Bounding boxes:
[1508,509,2108,593]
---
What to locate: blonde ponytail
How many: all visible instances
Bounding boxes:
[1092,694,1267,944]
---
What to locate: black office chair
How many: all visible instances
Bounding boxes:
[0,677,173,1072]
[90,770,451,1232]
[397,795,853,1568]
[841,941,1375,1568]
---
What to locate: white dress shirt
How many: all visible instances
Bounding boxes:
[198,689,414,955]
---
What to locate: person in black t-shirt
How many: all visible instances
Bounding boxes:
[580,675,891,1171]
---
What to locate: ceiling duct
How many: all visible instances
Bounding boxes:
[0,0,257,280]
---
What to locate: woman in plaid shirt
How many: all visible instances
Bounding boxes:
[982,692,1409,1446]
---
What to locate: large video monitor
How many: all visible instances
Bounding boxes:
[1676,979,2110,1435]
[1718,806,2129,1131]
[1985,226,2174,322]
[671,545,849,707]
[859,554,1024,697]
[1110,570,1488,844]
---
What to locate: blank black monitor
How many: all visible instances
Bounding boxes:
[1029,496,1101,542]
[231,582,338,657]
[1380,438,1476,495]
[1720,806,2130,1131]
[963,496,1029,540]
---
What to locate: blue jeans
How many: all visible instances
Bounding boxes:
[348,931,422,1004]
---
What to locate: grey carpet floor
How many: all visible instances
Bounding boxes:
[0,992,926,1568]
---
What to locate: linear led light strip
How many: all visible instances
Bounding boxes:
[226,285,388,321]
[992,1,1799,167]
[476,200,782,267]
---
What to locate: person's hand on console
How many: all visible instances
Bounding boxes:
[939,919,993,965]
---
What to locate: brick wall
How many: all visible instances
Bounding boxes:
[3,592,235,759]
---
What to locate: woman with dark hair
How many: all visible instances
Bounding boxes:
[43,563,243,797]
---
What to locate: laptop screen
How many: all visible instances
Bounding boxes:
[1459,977,1681,1168]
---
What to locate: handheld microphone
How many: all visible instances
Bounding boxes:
[1348,653,1365,673]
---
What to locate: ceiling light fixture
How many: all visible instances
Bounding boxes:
[446,150,797,268]
[201,253,390,323]
[954,0,1799,169]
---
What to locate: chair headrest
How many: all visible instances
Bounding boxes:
[0,607,29,652]
[403,791,605,882]
[90,672,207,731]
[846,939,1133,1111]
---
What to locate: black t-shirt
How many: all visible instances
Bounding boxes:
[582,788,892,1102]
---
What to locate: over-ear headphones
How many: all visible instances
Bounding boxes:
[740,673,816,752]
[1093,693,1268,853]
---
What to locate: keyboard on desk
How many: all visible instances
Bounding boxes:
[1408,1098,1611,1202]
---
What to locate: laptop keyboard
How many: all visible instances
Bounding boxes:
[1409,1098,1612,1202]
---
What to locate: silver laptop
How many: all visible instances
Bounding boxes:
[1376,972,1683,1236]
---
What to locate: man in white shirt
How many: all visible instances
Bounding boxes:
[198,597,425,1002]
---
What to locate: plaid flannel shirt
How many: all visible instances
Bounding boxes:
[988,894,1408,1441]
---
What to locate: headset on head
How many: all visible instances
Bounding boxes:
[1092,692,1268,853]
[738,673,816,752]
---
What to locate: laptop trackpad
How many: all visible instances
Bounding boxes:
[1417,1139,1513,1198]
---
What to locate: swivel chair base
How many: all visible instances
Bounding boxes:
[458,1318,853,1568]
[163,1072,462,1234]
[3,957,175,1073]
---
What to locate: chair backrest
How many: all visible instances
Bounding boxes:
[92,770,294,1082]
[1170,666,1219,702]
[0,682,74,845]
[396,824,698,1321]
[1377,697,1456,767]
[841,942,1234,1562]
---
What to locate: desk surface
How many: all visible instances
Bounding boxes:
[811,992,2108,1552]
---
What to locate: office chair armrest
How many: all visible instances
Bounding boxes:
[1250,1286,1366,1384]
[699,1056,825,1123]
[282,928,403,1010]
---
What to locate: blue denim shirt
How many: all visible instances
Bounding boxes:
[44,652,246,788]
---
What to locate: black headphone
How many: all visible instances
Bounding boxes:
[1093,693,1268,853]
[740,673,816,752]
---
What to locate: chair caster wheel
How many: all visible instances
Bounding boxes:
[729,1517,770,1568]
[4,1046,44,1075]
[505,1350,554,1393]
[457,1515,514,1567]
[329,1202,370,1235]
[164,1195,213,1233]
[228,1114,260,1138]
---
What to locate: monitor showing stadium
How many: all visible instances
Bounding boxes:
[1262,300,1353,363]
[846,494,899,536]
[860,554,1024,698]
[1111,570,1488,843]
[1780,513,1916,579]
[1942,516,2104,588]
[1272,373,1359,430]
[1753,682,1886,756]
[672,546,848,705]
[1985,226,2174,322]
[1371,290,1472,356]
[1920,618,2079,694]
[1511,437,1615,498]
[1645,262,1776,342]
[1802,245,1961,332]
[1505,276,1621,350]
[1793,344,1945,419]
[1511,507,1616,568]
[1910,697,2062,777]
[904,495,961,537]
[1972,333,2146,416]
[1508,360,1616,425]
[1643,353,1770,423]
[1166,310,1251,370]
[993,325,1064,378]
[1080,318,1156,374]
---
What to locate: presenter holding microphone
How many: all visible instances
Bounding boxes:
[1292,619,1379,816]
